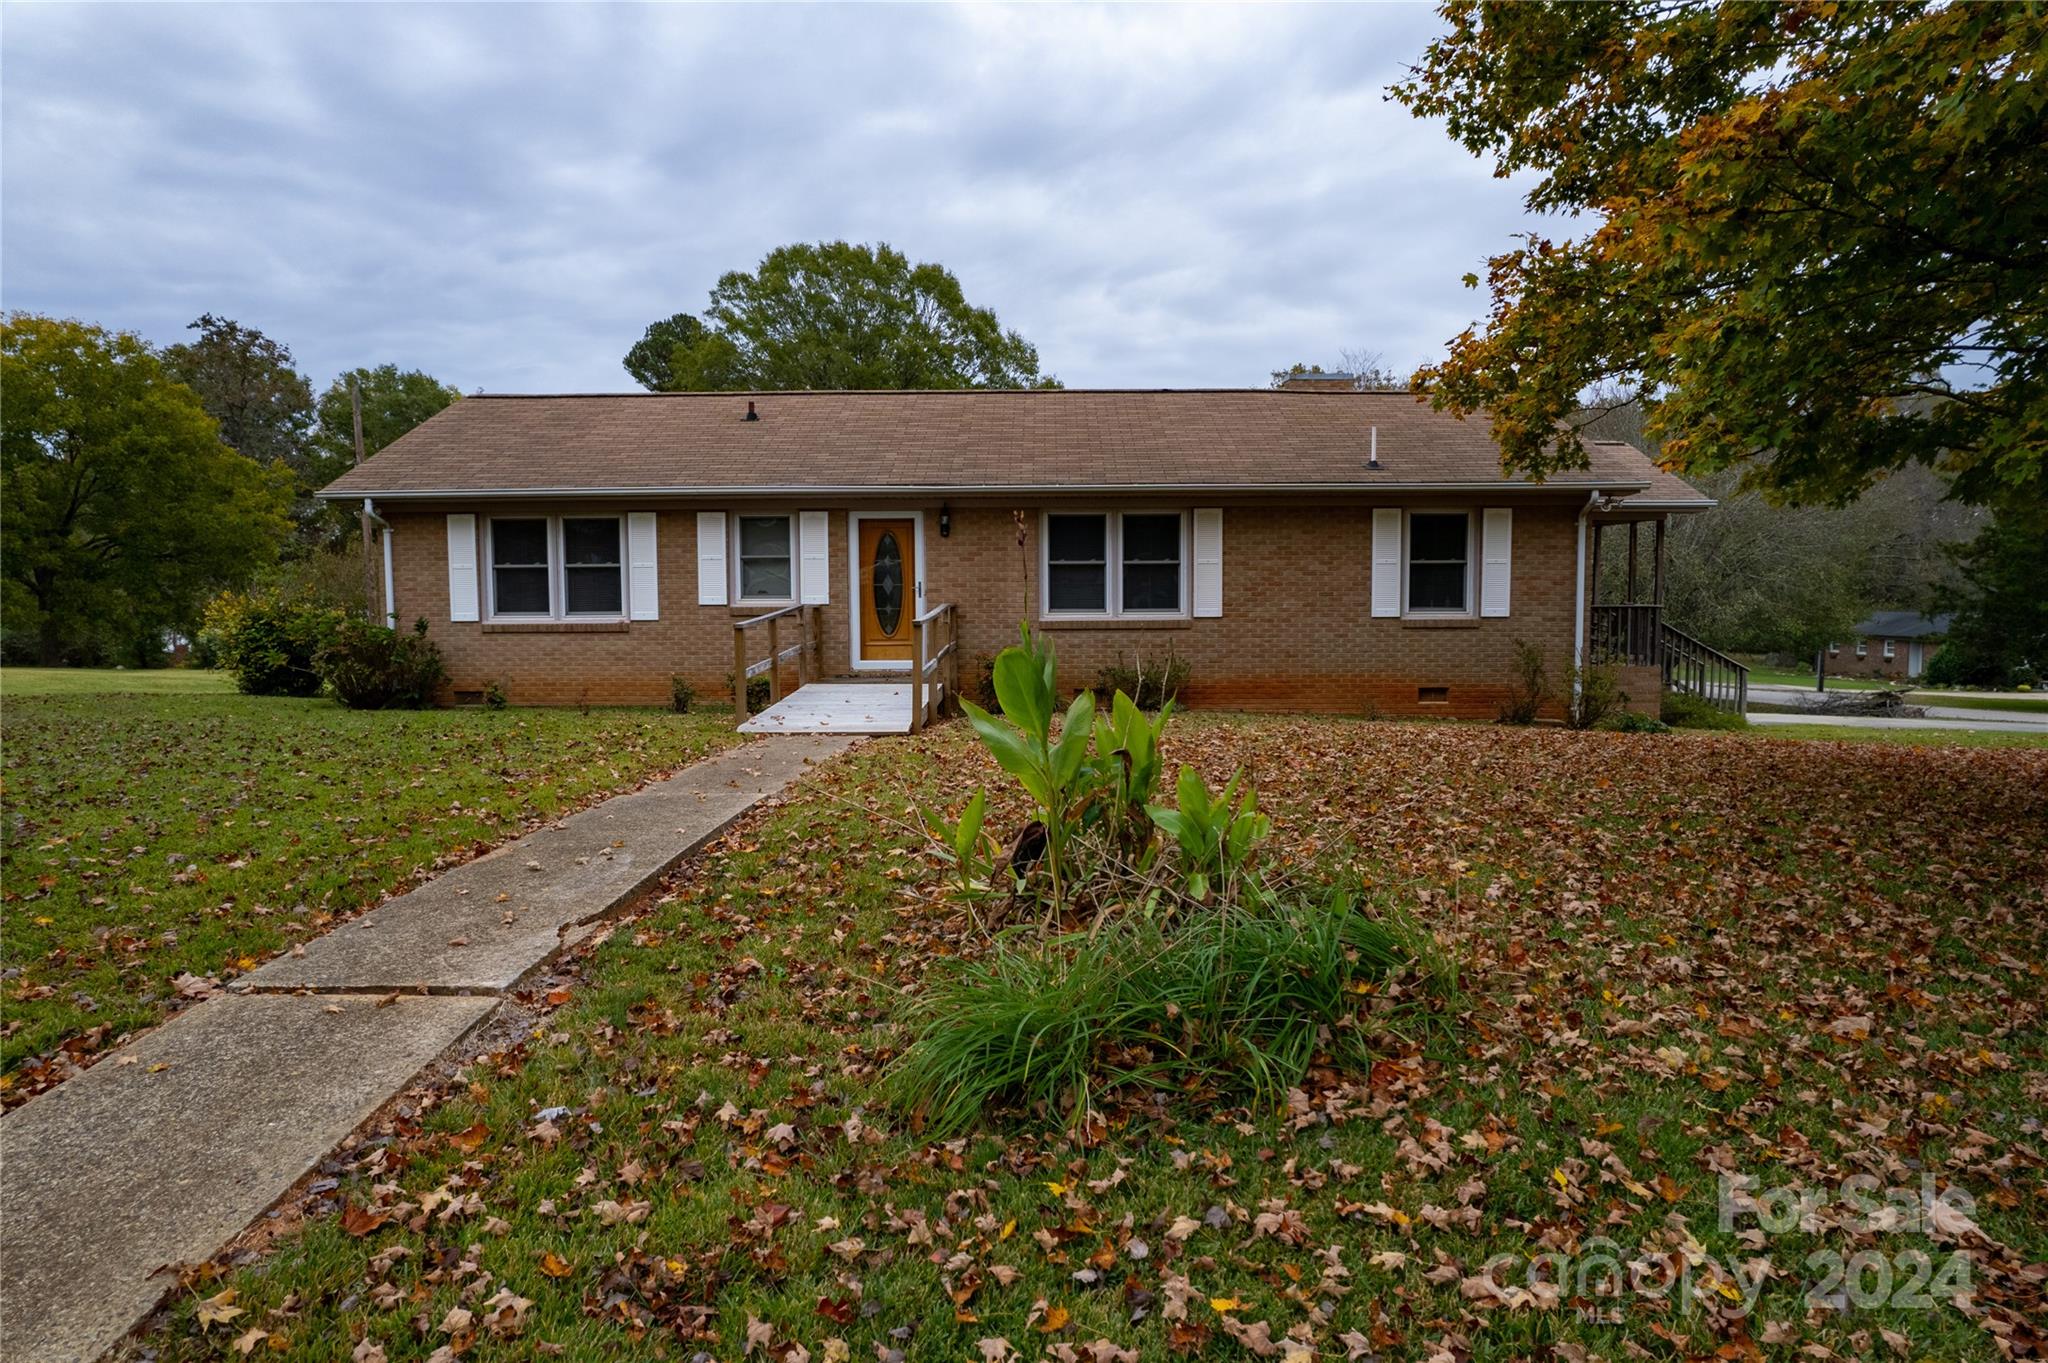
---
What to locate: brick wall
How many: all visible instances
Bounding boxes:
[385,501,1627,718]
[1823,638,1926,681]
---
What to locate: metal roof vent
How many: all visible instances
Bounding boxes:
[744,401,760,422]
[1367,426,1381,470]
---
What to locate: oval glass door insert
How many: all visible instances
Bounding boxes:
[872,532,904,634]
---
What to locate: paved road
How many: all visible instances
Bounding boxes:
[1748,684,2048,734]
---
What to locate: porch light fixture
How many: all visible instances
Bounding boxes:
[939,504,952,537]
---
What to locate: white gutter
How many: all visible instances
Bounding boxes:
[318,478,1654,502]
[1572,489,1599,703]
[364,498,396,628]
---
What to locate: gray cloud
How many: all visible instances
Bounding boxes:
[1,2,1539,393]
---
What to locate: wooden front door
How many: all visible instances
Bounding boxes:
[857,518,915,663]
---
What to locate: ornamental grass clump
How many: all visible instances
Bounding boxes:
[892,895,1414,1138]
[898,626,1444,1133]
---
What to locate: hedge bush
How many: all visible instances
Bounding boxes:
[201,593,345,697]
[317,617,447,709]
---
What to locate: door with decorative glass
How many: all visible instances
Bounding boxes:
[857,518,915,663]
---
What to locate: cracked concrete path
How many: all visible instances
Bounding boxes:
[0,734,857,1363]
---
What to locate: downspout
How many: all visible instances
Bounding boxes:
[364,498,396,628]
[1572,489,1599,704]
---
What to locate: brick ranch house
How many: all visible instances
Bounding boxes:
[1827,610,1953,681]
[318,382,1737,723]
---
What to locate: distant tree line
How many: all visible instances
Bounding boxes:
[1,312,460,667]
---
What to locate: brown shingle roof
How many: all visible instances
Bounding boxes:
[319,390,1700,500]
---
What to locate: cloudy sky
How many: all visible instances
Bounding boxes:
[2,3,1540,395]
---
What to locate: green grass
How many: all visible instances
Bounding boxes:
[1745,663,1884,689]
[1912,693,2048,715]
[1739,721,2048,748]
[0,688,739,1096]
[129,716,2047,1362]
[1,666,236,696]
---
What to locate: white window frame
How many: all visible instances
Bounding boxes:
[485,514,628,622]
[1038,510,1189,621]
[1856,641,1868,659]
[1882,638,1895,661]
[1403,509,1476,618]
[1829,642,1840,656]
[732,512,798,606]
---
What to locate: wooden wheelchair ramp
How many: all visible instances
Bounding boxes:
[737,682,933,735]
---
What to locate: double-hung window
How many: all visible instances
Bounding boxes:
[1406,512,1472,614]
[1855,641,1868,659]
[1882,639,1895,661]
[1042,512,1185,617]
[736,514,796,603]
[488,516,625,619]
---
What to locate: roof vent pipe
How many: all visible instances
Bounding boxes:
[1367,426,1380,470]
[744,401,760,422]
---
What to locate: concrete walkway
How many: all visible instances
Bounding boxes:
[0,735,855,1363]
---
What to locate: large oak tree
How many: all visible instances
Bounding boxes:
[1394,2,2044,510]
[627,242,1055,391]
[1,314,291,664]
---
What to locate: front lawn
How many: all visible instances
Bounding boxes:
[0,680,739,1100]
[134,717,2048,1362]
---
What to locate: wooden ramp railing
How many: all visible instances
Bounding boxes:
[1660,622,1749,714]
[731,604,825,722]
[910,602,958,733]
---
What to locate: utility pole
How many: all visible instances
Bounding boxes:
[354,378,376,620]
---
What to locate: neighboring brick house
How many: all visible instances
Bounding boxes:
[1827,611,1953,680]
[318,385,1716,720]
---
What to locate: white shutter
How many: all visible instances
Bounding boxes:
[1481,508,1512,618]
[627,512,659,621]
[696,511,728,606]
[1192,508,1223,618]
[446,514,479,622]
[1370,508,1402,618]
[799,511,830,605]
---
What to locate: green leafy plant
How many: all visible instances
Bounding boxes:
[1660,691,1747,731]
[892,896,1415,1138]
[200,592,345,697]
[727,671,771,713]
[669,675,695,714]
[481,679,507,711]
[1498,639,1549,724]
[1562,659,1626,730]
[959,629,1097,919]
[919,788,998,899]
[1596,710,1669,734]
[1090,690,1172,864]
[1147,765,1271,903]
[316,617,447,710]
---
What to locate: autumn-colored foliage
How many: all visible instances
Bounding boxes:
[140,716,2046,1361]
[1394,2,2045,511]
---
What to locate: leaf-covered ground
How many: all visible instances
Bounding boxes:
[131,718,2047,1362]
[0,682,738,1099]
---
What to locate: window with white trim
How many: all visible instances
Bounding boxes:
[1882,639,1895,660]
[1829,642,1840,656]
[736,514,796,603]
[1406,512,1472,614]
[1855,641,1868,659]
[1042,512,1186,617]
[487,516,625,620]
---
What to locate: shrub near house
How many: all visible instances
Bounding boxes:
[319,383,1711,716]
